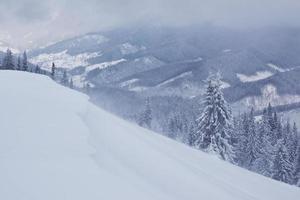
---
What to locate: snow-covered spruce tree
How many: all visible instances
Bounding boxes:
[167,116,177,139]
[69,78,74,89]
[22,51,28,71]
[275,115,283,142]
[285,122,298,164]
[243,109,260,169]
[267,103,275,130]
[85,83,91,94]
[167,113,188,140]
[187,120,198,146]
[2,49,14,70]
[138,98,152,129]
[51,62,56,79]
[266,103,280,145]
[293,144,300,186]
[35,65,41,74]
[272,140,293,184]
[252,109,274,177]
[61,70,68,85]
[272,111,282,144]
[17,56,21,71]
[232,114,245,166]
[195,73,234,162]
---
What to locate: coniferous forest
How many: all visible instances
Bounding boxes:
[136,72,300,187]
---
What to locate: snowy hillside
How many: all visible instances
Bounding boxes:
[0,71,299,200]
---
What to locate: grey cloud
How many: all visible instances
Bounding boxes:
[14,1,51,22]
[0,0,52,22]
[0,0,300,49]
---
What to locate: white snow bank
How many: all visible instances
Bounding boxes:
[237,71,273,82]
[0,71,299,200]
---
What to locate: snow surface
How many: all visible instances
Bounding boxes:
[223,49,232,53]
[236,71,274,82]
[85,58,126,72]
[186,57,203,62]
[156,71,193,87]
[0,71,299,200]
[219,80,231,89]
[76,34,108,44]
[29,50,102,69]
[119,78,139,88]
[267,63,286,72]
[120,43,146,55]
[267,63,300,73]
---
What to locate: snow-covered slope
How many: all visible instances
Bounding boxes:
[0,71,299,200]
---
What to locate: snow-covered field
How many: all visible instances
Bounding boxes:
[0,71,299,200]
[236,71,274,82]
[29,50,102,69]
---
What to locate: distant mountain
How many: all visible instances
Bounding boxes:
[28,25,300,112]
[0,40,20,54]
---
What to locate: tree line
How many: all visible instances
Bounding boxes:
[0,49,74,89]
[1,49,30,71]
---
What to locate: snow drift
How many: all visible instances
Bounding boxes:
[0,71,299,200]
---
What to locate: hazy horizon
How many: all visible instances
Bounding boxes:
[0,0,300,49]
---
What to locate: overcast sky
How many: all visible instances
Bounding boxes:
[0,0,299,49]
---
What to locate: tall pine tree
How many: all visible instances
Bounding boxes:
[232,114,246,166]
[293,144,300,186]
[2,49,14,70]
[244,109,260,170]
[35,65,41,74]
[69,78,74,89]
[195,73,234,162]
[253,114,273,176]
[22,51,28,71]
[17,56,21,70]
[286,122,298,164]
[138,98,152,128]
[51,62,56,79]
[61,70,68,85]
[272,140,293,184]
